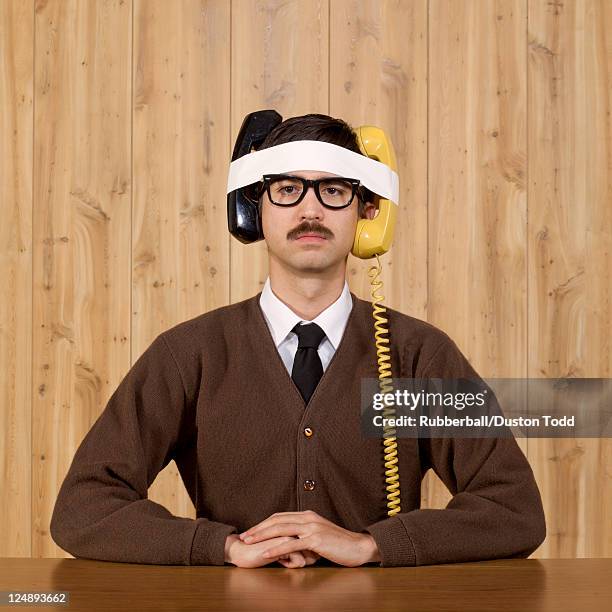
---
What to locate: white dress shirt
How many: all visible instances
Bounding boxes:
[258,276,353,375]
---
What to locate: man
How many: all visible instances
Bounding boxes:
[50,113,546,569]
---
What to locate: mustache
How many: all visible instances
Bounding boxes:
[288,222,334,240]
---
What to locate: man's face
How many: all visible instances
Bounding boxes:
[259,170,375,274]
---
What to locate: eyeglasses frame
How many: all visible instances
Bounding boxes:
[258,173,363,210]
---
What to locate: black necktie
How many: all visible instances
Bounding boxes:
[291,322,326,404]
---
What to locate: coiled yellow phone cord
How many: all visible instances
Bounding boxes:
[368,253,401,516]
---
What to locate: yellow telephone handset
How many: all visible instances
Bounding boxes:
[351,125,399,259]
[351,124,402,518]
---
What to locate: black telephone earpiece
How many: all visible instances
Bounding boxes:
[227,110,282,243]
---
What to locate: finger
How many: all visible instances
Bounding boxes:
[301,550,320,565]
[240,511,321,539]
[262,536,316,560]
[242,523,306,544]
[241,512,302,532]
[278,552,306,568]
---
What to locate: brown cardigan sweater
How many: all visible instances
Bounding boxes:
[50,291,546,567]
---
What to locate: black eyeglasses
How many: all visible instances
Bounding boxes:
[258,174,362,209]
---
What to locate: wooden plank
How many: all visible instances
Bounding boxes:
[427,0,529,511]
[133,0,231,517]
[230,0,330,303]
[331,0,428,317]
[0,0,33,557]
[33,0,132,557]
[527,0,612,558]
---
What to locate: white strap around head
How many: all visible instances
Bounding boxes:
[226,140,399,205]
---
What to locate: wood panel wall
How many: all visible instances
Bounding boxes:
[1,0,610,559]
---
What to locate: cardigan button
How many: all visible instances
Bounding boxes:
[303,479,315,491]
[304,427,313,437]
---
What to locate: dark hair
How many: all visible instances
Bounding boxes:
[249,113,374,217]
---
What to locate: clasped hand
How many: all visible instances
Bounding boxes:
[225,510,379,568]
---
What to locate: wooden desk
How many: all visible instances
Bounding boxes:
[1,558,610,611]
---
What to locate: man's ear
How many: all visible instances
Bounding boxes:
[361,196,379,220]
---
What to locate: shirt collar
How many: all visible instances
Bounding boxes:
[259,276,353,349]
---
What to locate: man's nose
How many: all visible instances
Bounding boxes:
[297,184,324,216]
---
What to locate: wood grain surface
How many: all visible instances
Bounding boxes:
[1,558,611,612]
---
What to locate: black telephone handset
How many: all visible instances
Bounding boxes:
[227,110,282,243]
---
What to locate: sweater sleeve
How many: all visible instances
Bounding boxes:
[361,334,546,567]
[49,333,237,565]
